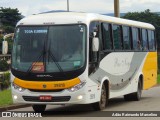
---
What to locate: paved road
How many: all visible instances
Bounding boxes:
[1,85,160,119]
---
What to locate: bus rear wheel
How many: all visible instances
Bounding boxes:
[32,104,46,112]
[92,84,108,111]
[124,80,142,101]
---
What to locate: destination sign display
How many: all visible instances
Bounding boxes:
[24,30,48,34]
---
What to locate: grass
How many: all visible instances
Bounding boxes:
[0,89,13,107]
[158,74,160,84]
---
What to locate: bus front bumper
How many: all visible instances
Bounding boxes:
[11,87,88,105]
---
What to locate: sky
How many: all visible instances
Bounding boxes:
[0,0,160,16]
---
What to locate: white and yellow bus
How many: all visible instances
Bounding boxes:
[11,12,157,112]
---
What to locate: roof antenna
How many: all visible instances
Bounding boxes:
[67,0,69,12]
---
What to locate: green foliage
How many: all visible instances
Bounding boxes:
[0,60,9,71]
[0,89,13,107]
[1,26,14,33]
[0,72,10,90]
[0,7,20,54]
[123,9,160,24]
[0,35,3,53]
[122,9,160,50]
[0,7,22,33]
[158,55,160,74]
[3,72,10,88]
[0,7,21,26]
[158,74,160,84]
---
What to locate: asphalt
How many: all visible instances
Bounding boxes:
[0,104,31,112]
[0,85,159,120]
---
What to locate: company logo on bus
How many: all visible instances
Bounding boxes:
[43,84,47,88]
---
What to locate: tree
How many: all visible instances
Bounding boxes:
[0,60,9,71]
[122,9,160,51]
[0,35,3,53]
[0,7,22,33]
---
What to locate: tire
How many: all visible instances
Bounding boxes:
[32,104,46,112]
[92,84,108,111]
[124,80,142,101]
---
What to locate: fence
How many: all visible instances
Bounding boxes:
[0,54,11,62]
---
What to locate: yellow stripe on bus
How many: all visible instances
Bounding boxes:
[142,52,157,90]
[13,77,81,90]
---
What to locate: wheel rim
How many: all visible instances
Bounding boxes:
[100,85,106,109]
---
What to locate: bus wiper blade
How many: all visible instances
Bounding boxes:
[26,50,45,73]
[27,40,46,74]
[48,50,64,73]
[48,49,67,78]
[47,39,65,73]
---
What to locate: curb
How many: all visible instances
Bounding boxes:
[0,104,31,112]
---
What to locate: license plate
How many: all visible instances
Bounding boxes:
[39,96,52,101]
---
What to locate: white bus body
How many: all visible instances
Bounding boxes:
[11,12,157,111]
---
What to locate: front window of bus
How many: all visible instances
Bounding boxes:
[12,25,86,73]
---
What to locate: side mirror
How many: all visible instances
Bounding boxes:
[2,41,8,55]
[92,32,99,52]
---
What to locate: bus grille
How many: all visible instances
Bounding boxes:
[22,96,71,102]
[28,89,64,92]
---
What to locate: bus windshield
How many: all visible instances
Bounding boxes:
[12,25,86,73]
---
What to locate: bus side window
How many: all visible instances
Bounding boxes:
[142,29,148,51]
[102,23,112,50]
[132,27,141,50]
[89,21,99,62]
[138,28,143,50]
[113,24,122,50]
[152,31,156,50]
[148,30,155,51]
[123,26,131,50]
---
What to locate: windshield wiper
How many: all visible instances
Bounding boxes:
[48,50,64,72]
[27,40,46,73]
[47,40,64,73]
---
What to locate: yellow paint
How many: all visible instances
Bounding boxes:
[13,77,81,90]
[142,52,157,90]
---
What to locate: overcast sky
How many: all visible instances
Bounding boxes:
[0,0,160,16]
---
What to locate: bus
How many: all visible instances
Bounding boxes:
[11,12,157,112]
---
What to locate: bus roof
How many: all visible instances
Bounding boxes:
[17,12,155,30]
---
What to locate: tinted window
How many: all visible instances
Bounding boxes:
[151,31,156,50]
[142,29,148,50]
[89,22,99,37]
[123,26,131,50]
[89,22,99,62]
[12,25,86,73]
[113,25,122,50]
[102,23,112,50]
[132,27,141,50]
[148,30,155,50]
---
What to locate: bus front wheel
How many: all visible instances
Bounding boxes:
[92,84,108,111]
[32,104,46,112]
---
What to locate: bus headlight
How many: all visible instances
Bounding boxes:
[68,81,86,92]
[12,83,25,92]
